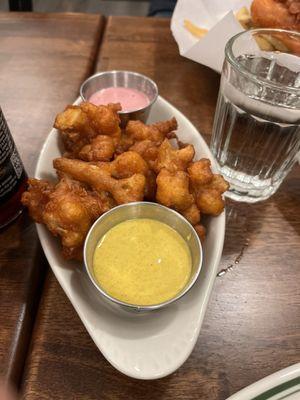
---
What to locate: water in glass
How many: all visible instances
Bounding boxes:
[211,32,300,203]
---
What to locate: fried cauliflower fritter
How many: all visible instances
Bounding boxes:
[194,224,206,243]
[125,117,177,146]
[188,159,213,186]
[54,102,121,158]
[22,177,113,259]
[188,158,229,216]
[129,139,159,166]
[21,179,55,223]
[154,139,195,173]
[195,175,229,216]
[80,102,121,136]
[181,202,201,226]
[53,157,146,205]
[54,102,121,137]
[54,106,93,135]
[156,169,194,211]
[116,118,177,161]
[78,135,115,162]
[60,131,89,159]
[152,117,178,136]
[97,151,149,179]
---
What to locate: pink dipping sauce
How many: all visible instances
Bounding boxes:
[89,87,150,112]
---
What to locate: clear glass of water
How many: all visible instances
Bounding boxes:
[211,29,300,203]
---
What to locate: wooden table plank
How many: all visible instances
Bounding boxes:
[0,12,104,386]
[99,17,219,141]
[21,17,300,399]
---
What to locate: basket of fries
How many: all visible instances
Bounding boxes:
[171,0,300,72]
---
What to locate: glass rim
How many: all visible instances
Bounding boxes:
[225,28,300,94]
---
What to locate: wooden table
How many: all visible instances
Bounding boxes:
[0,12,104,386]
[0,14,299,400]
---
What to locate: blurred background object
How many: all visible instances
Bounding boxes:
[7,0,32,11]
[148,0,176,16]
[0,0,177,16]
[0,381,17,400]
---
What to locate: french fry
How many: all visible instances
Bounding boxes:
[235,6,252,29]
[184,19,208,39]
[254,34,275,51]
[254,34,290,52]
[263,35,290,52]
[183,7,252,40]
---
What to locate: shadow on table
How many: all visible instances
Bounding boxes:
[273,172,300,237]
[223,199,268,254]
[215,199,269,275]
[220,166,300,274]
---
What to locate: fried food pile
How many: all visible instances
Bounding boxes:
[184,0,300,53]
[249,0,300,53]
[251,0,300,32]
[22,102,229,260]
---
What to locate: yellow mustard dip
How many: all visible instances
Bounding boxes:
[93,218,192,305]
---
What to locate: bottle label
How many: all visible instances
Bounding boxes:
[0,110,26,203]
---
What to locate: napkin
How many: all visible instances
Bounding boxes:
[171,0,252,72]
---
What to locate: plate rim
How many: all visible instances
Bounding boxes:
[226,363,300,400]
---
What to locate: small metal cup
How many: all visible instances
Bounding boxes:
[80,70,158,127]
[84,202,202,313]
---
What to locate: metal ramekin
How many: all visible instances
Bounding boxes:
[80,70,158,126]
[84,202,202,313]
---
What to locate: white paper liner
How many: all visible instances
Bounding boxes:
[171,0,252,72]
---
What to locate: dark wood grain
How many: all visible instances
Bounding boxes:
[21,17,300,400]
[98,17,219,141]
[0,12,104,386]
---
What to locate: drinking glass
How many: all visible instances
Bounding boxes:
[211,29,300,203]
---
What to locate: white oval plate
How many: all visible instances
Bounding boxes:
[35,96,225,380]
[226,363,300,400]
